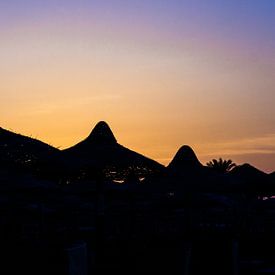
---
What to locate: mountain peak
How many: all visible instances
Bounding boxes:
[86,121,117,144]
[168,145,203,170]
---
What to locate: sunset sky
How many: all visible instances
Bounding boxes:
[1,0,275,172]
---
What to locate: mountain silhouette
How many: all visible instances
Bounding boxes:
[230,163,267,182]
[2,123,274,191]
[167,145,203,172]
[86,121,117,144]
[0,127,58,165]
[270,171,275,178]
[159,145,231,194]
[2,122,275,275]
[62,121,164,178]
[269,172,275,189]
[229,163,270,195]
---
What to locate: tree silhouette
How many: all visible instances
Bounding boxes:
[206,158,236,174]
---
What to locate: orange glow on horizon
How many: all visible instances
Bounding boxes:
[1,1,274,173]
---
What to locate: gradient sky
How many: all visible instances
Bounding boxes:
[1,0,275,172]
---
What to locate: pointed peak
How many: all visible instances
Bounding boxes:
[86,121,117,144]
[176,145,197,156]
[168,145,202,170]
[93,121,111,130]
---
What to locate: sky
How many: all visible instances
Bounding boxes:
[1,0,275,172]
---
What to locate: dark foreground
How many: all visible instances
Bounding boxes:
[1,178,275,275]
[1,122,275,274]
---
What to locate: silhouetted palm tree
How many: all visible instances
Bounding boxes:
[206,158,236,174]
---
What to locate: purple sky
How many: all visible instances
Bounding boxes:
[1,0,275,171]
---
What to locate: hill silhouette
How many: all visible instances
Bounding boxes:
[62,121,164,180]
[1,122,274,189]
[167,145,203,172]
[0,127,59,167]
[1,122,275,275]
[147,145,226,196]
[229,163,270,195]
[86,121,117,144]
[230,163,268,181]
